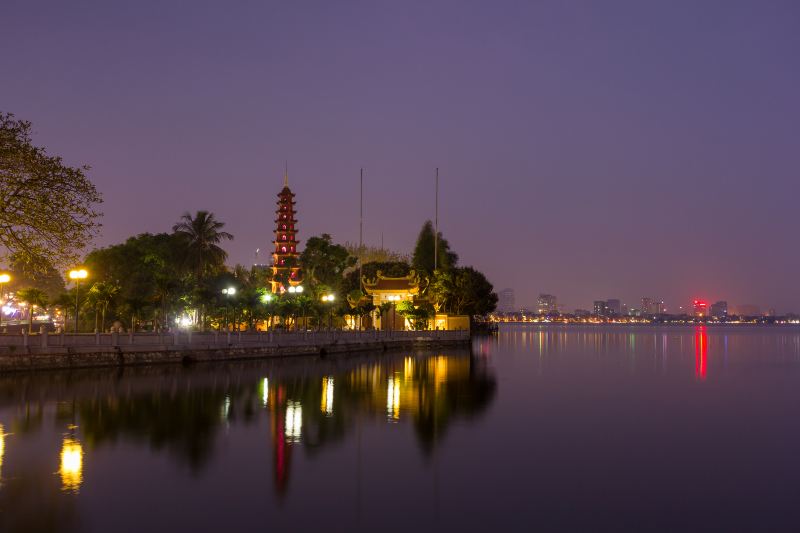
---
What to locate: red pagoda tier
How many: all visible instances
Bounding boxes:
[270,174,302,293]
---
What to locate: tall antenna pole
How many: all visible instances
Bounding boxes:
[359,168,364,252]
[434,167,439,271]
[358,168,364,290]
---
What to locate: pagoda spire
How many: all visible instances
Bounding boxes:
[284,160,288,187]
[270,171,302,293]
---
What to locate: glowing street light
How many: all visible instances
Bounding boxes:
[0,272,10,330]
[68,268,88,333]
[222,287,237,331]
[321,293,336,329]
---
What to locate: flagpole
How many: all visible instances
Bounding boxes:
[434,168,439,271]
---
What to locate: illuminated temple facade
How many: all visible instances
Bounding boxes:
[359,271,469,331]
[270,173,302,293]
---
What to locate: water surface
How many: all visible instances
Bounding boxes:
[2,325,800,532]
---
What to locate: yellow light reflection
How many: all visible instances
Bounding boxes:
[321,376,334,416]
[285,401,302,442]
[262,377,269,407]
[221,395,231,420]
[0,423,5,483]
[60,437,83,493]
[404,357,414,379]
[434,356,448,386]
[387,376,400,420]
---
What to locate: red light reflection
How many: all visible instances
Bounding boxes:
[694,326,707,380]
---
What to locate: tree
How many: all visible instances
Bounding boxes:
[87,281,119,332]
[396,300,433,330]
[172,211,233,279]
[51,292,75,330]
[429,269,455,313]
[16,287,48,333]
[300,234,356,292]
[344,242,410,265]
[84,233,184,329]
[430,267,497,317]
[0,112,102,273]
[412,220,458,275]
[7,257,66,301]
[449,267,497,316]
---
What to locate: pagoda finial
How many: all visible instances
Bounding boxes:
[284,160,288,188]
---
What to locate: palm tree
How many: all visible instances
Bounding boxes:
[16,287,48,333]
[172,211,233,280]
[52,292,74,332]
[173,211,233,331]
[83,288,102,332]
[88,281,119,332]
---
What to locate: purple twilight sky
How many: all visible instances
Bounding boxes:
[2,0,799,313]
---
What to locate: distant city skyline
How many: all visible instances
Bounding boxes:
[3,1,798,312]
[511,294,777,317]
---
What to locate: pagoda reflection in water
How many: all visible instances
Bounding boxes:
[0,350,495,501]
[264,352,496,494]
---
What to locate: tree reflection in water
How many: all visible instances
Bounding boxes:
[0,348,496,501]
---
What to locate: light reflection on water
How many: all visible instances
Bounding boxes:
[2,327,800,531]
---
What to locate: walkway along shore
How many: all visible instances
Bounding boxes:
[0,329,470,372]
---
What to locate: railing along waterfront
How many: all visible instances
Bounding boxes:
[0,329,470,353]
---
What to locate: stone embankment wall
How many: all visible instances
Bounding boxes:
[0,330,470,372]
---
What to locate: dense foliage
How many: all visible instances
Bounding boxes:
[411,220,458,275]
[0,112,102,273]
[6,209,496,331]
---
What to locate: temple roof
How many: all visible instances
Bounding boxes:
[362,271,428,294]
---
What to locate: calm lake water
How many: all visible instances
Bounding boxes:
[2,325,800,532]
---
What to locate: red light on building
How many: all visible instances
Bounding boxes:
[693,299,708,317]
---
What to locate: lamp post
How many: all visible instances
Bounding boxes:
[321,293,335,330]
[0,273,10,330]
[68,269,88,333]
[260,292,273,330]
[287,285,304,330]
[222,287,236,331]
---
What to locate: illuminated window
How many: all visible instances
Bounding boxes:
[281,246,287,253]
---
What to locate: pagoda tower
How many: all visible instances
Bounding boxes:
[270,171,302,293]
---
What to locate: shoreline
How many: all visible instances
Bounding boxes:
[0,333,469,373]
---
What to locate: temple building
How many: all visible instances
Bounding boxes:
[359,271,469,331]
[361,271,425,330]
[362,271,426,306]
[270,172,303,293]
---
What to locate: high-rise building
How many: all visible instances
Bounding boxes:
[593,300,608,316]
[710,301,728,318]
[270,172,303,293]
[641,297,665,315]
[606,299,621,316]
[497,288,516,314]
[537,294,557,314]
[693,300,708,317]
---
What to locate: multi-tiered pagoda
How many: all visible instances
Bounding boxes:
[270,172,302,293]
